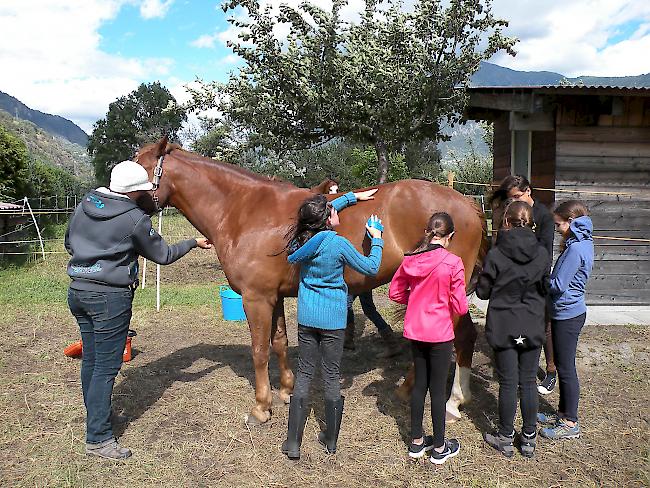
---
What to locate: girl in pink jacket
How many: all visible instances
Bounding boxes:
[389,212,468,465]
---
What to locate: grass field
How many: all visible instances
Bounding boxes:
[1,215,648,487]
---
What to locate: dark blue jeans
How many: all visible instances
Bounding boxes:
[552,312,586,423]
[68,288,133,444]
[493,346,541,436]
[293,325,345,401]
[347,291,390,332]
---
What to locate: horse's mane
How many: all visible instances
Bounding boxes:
[138,141,299,188]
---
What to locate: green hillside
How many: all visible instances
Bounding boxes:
[0,108,93,182]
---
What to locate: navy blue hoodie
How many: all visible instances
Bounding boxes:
[65,188,197,291]
[549,216,594,320]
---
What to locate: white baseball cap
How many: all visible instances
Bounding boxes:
[109,160,154,193]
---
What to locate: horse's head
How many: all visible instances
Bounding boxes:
[311,178,339,194]
[135,136,179,209]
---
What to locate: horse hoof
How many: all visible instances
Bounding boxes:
[272,393,289,407]
[245,410,271,426]
[445,405,462,423]
[278,390,291,404]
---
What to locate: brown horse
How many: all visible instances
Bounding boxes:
[310,178,339,194]
[136,138,487,424]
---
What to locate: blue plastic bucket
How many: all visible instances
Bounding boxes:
[219,286,247,321]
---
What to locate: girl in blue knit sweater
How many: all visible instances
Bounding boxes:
[281,189,384,460]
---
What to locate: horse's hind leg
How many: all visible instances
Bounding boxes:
[446,312,477,421]
[243,295,274,425]
[271,298,294,404]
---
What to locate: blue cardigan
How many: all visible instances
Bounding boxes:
[288,192,384,330]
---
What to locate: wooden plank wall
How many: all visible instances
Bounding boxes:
[555,96,650,305]
[493,113,511,182]
[531,131,556,207]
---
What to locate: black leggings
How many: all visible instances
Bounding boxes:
[410,340,453,447]
[493,346,541,436]
[292,325,345,401]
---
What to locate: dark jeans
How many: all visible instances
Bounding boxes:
[347,291,390,332]
[493,346,541,436]
[293,325,345,401]
[410,340,453,447]
[552,312,586,423]
[68,288,133,444]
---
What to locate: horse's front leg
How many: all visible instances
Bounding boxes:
[446,312,477,421]
[243,294,275,425]
[271,298,294,404]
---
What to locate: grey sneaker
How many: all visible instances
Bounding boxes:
[540,420,580,440]
[86,438,132,460]
[483,431,515,458]
[519,431,537,458]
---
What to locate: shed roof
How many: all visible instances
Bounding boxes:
[0,202,23,211]
[468,85,650,97]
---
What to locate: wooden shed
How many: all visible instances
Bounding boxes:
[465,85,650,305]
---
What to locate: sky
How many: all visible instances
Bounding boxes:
[1,0,650,134]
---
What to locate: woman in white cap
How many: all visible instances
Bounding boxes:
[65,160,212,460]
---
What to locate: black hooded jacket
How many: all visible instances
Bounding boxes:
[476,226,550,349]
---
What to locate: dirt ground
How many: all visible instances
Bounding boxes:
[1,250,649,487]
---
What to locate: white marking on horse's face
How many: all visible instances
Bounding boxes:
[329,185,338,194]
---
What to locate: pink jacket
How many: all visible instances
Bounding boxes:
[389,246,469,343]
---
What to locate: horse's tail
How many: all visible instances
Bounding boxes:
[466,196,490,295]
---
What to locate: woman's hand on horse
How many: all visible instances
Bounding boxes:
[195,238,213,249]
[355,189,378,201]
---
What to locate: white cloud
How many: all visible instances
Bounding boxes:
[490,0,650,77]
[0,0,175,133]
[219,54,241,65]
[191,34,219,49]
[139,0,175,20]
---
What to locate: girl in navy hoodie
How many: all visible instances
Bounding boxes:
[539,200,593,440]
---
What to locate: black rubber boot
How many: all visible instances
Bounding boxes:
[281,396,308,460]
[344,319,355,350]
[318,396,345,454]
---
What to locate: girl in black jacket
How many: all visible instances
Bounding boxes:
[477,201,550,458]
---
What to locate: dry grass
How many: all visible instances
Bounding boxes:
[1,222,649,487]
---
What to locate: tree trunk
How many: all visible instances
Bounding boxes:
[375,140,389,184]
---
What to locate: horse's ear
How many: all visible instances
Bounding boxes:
[154,136,169,158]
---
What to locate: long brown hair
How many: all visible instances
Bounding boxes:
[410,212,454,254]
[489,174,531,207]
[553,200,589,221]
[502,200,534,229]
[285,194,332,252]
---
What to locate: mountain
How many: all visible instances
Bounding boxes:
[0,91,88,146]
[471,62,650,88]
[0,108,93,181]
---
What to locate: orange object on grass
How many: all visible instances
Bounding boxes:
[63,340,83,358]
[123,336,133,362]
[63,330,137,362]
